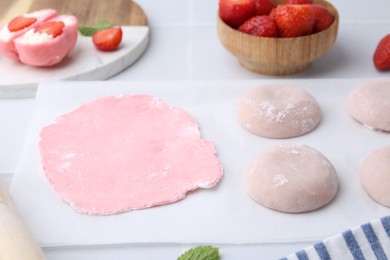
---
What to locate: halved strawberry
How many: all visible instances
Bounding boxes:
[238,15,278,37]
[92,27,123,51]
[274,4,315,37]
[219,0,255,29]
[8,16,37,32]
[285,0,314,4]
[373,34,390,71]
[254,0,276,16]
[34,21,65,37]
[312,4,334,33]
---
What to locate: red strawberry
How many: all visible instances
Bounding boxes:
[269,8,276,20]
[373,34,390,71]
[219,0,255,29]
[274,4,315,37]
[238,15,278,37]
[34,21,65,37]
[312,4,334,33]
[8,16,37,32]
[254,0,276,16]
[93,27,123,51]
[285,0,314,4]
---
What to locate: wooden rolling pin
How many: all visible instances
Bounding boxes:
[0,181,45,260]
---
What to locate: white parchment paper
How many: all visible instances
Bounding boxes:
[10,79,390,246]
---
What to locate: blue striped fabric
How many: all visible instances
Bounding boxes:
[342,229,365,259]
[361,223,387,259]
[282,215,390,260]
[382,216,390,238]
[313,242,331,260]
[296,250,309,260]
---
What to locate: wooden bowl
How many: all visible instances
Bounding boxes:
[216,0,339,76]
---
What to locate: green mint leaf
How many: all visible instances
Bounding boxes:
[78,21,113,36]
[178,246,220,260]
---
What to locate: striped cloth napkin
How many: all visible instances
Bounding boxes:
[281,216,390,260]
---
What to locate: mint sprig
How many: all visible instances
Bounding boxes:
[178,245,220,260]
[78,21,113,36]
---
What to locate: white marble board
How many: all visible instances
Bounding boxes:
[0,26,149,99]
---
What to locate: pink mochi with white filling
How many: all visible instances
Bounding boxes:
[0,9,57,60]
[14,15,78,67]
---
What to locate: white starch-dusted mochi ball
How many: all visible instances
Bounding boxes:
[237,84,321,139]
[360,145,390,207]
[245,144,338,213]
[347,79,390,132]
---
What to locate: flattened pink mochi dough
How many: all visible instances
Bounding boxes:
[245,144,338,213]
[347,79,390,131]
[237,84,321,139]
[360,145,390,207]
[39,95,223,215]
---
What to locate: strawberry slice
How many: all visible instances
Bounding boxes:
[373,34,390,71]
[34,21,65,37]
[219,0,255,29]
[238,15,278,37]
[92,27,123,51]
[254,0,276,16]
[274,4,315,37]
[8,16,37,32]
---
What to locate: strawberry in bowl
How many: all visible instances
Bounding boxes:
[217,0,338,75]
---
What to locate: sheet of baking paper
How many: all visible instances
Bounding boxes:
[10,79,390,246]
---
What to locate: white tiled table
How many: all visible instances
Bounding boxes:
[1,0,389,258]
